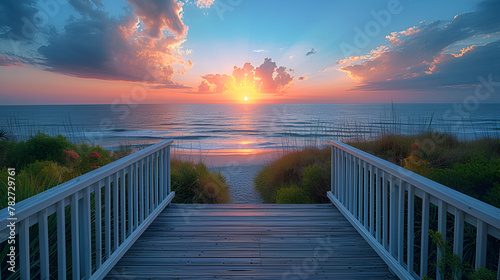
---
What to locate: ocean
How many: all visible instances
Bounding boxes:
[2,103,499,203]
[1,103,499,154]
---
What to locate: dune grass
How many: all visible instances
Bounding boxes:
[170,159,230,204]
[254,147,331,203]
[0,132,231,207]
[254,131,500,208]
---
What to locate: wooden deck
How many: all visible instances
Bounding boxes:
[106,204,397,279]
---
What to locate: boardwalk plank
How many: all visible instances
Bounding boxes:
[105,204,397,279]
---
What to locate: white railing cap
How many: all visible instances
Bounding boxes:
[0,140,173,229]
[330,140,500,229]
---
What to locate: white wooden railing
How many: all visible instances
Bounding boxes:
[0,139,174,280]
[328,140,500,280]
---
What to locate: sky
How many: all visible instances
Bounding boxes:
[0,0,499,104]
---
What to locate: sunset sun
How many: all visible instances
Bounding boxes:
[244,96,248,101]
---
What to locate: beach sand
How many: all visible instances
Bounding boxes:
[174,151,282,203]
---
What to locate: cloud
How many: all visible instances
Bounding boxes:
[0,55,23,66]
[12,0,191,88]
[200,74,234,93]
[298,76,308,81]
[198,58,294,94]
[128,0,187,38]
[0,0,38,41]
[306,48,317,56]
[195,0,214,8]
[253,49,268,53]
[339,0,500,91]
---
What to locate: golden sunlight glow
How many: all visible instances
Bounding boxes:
[244,96,248,101]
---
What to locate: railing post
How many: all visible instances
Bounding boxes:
[382,171,388,249]
[95,182,102,269]
[19,219,30,280]
[358,158,363,221]
[145,158,150,217]
[389,175,397,257]
[336,148,340,197]
[420,193,430,277]
[80,187,92,278]
[105,176,111,258]
[407,185,415,275]
[160,149,165,201]
[39,209,50,279]
[331,146,334,194]
[128,165,133,236]
[346,154,352,211]
[437,200,447,280]
[475,221,487,270]
[113,172,119,251]
[56,200,67,278]
[121,169,126,243]
[71,192,80,279]
[397,179,405,264]
[139,159,144,223]
[353,156,358,217]
[167,146,171,194]
[369,164,375,236]
[376,168,381,243]
[363,161,368,229]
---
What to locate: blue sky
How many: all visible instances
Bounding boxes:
[0,0,498,104]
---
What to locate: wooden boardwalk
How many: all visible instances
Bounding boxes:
[106,204,397,279]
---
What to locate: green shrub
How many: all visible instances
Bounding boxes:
[276,185,314,204]
[429,154,500,201]
[171,160,230,204]
[74,143,112,173]
[25,133,75,165]
[302,163,330,203]
[484,183,500,208]
[1,133,75,169]
[254,148,330,203]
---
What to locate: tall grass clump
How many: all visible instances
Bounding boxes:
[254,147,330,203]
[171,159,231,203]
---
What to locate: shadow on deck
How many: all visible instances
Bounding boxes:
[106,204,397,279]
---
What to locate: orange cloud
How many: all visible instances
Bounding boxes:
[198,58,294,95]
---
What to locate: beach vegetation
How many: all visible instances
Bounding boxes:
[255,132,500,208]
[0,133,231,208]
[171,159,231,203]
[276,185,314,204]
[254,148,330,203]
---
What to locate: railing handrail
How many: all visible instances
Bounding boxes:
[0,139,173,230]
[329,140,500,228]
